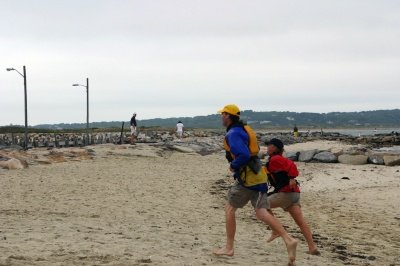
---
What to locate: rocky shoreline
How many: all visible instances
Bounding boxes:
[1,129,400,149]
[278,148,400,166]
[1,130,400,170]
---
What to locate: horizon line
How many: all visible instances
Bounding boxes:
[1,108,399,127]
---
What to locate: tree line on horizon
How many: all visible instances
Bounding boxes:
[2,109,400,132]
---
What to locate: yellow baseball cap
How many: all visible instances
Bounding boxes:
[218,104,241,116]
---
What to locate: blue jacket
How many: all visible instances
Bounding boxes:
[226,124,267,192]
[226,125,251,171]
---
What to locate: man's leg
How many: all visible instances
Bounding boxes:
[213,203,236,256]
[255,208,298,264]
[130,126,135,144]
[287,205,319,255]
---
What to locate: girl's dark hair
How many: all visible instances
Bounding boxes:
[229,115,240,124]
[274,147,284,155]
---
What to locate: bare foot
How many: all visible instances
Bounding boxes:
[306,249,321,256]
[288,261,296,266]
[285,238,298,263]
[267,231,280,243]
[212,247,234,257]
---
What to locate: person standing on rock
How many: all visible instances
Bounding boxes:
[293,125,299,138]
[130,113,137,144]
[213,104,298,265]
[176,121,184,139]
[265,138,320,256]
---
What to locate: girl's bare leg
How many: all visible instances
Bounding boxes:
[287,205,319,255]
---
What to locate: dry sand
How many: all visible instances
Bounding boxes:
[0,141,399,265]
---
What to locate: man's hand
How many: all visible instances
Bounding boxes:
[229,167,235,173]
[289,178,297,189]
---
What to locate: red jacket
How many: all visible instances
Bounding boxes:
[267,154,300,193]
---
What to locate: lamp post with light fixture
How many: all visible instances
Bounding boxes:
[6,66,28,150]
[72,78,89,145]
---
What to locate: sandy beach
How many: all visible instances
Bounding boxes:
[1,141,399,266]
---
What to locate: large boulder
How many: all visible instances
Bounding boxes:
[161,134,171,141]
[298,150,318,162]
[368,155,385,165]
[313,151,338,163]
[285,151,300,161]
[338,154,368,165]
[0,158,28,169]
[381,136,393,143]
[383,155,400,166]
[330,148,344,157]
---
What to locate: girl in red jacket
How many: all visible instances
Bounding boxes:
[266,138,320,256]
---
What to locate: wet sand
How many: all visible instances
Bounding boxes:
[0,142,399,265]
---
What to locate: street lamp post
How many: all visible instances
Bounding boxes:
[72,78,89,145]
[6,66,28,150]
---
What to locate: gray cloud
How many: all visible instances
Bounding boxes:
[1,0,399,125]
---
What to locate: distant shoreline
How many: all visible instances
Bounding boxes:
[1,125,399,137]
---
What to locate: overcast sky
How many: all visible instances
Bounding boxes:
[1,0,399,125]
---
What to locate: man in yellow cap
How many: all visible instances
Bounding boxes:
[213,104,298,265]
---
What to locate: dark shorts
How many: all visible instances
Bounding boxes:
[227,183,269,209]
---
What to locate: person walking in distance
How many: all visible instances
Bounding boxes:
[213,104,298,265]
[130,113,137,144]
[176,121,184,140]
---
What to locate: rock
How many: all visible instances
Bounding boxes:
[46,151,67,163]
[298,150,318,162]
[0,155,10,161]
[285,151,300,161]
[0,158,28,169]
[35,158,52,164]
[171,145,196,153]
[161,134,171,141]
[330,148,344,157]
[338,154,368,165]
[261,135,300,146]
[313,151,338,163]
[1,145,23,151]
[368,155,385,165]
[86,148,96,156]
[344,147,367,155]
[138,258,152,264]
[137,133,146,140]
[382,136,393,143]
[341,177,350,180]
[383,155,400,166]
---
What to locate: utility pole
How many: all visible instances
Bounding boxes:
[6,65,29,150]
[23,66,28,150]
[86,78,89,144]
[73,78,90,145]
